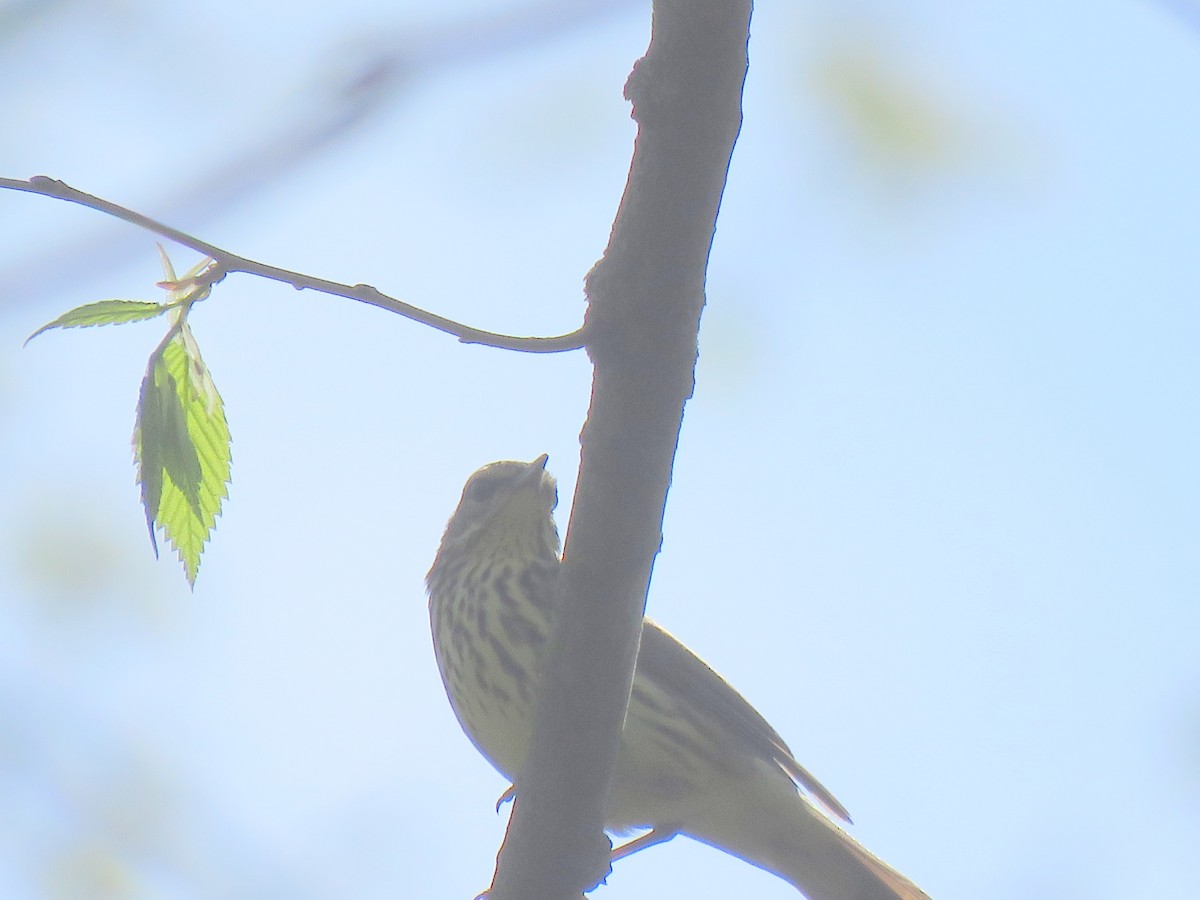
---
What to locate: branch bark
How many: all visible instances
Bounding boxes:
[487,1,752,896]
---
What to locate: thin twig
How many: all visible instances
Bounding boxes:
[1,176,587,354]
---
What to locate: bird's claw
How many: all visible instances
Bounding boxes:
[494,784,515,813]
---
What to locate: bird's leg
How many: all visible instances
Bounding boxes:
[610,826,681,862]
[494,785,515,813]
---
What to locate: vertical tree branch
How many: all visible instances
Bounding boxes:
[487,1,752,896]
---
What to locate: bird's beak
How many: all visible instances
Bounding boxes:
[518,453,550,489]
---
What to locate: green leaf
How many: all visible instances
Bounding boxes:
[134,355,171,543]
[26,299,167,345]
[133,324,231,586]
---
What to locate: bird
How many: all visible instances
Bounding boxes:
[427,455,929,900]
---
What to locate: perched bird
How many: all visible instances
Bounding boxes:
[427,455,929,900]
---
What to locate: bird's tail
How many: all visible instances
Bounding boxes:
[685,771,929,900]
[774,809,930,900]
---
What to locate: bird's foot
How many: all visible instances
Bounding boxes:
[610,826,680,862]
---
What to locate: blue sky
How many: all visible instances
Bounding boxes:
[2,1,1198,898]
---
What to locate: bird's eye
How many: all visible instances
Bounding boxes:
[463,475,504,504]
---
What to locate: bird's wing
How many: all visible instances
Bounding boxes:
[636,619,852,823]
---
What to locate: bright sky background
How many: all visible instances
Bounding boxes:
[2,1,1198,898]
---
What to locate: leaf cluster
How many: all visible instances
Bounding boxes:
[28,247,231,586]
